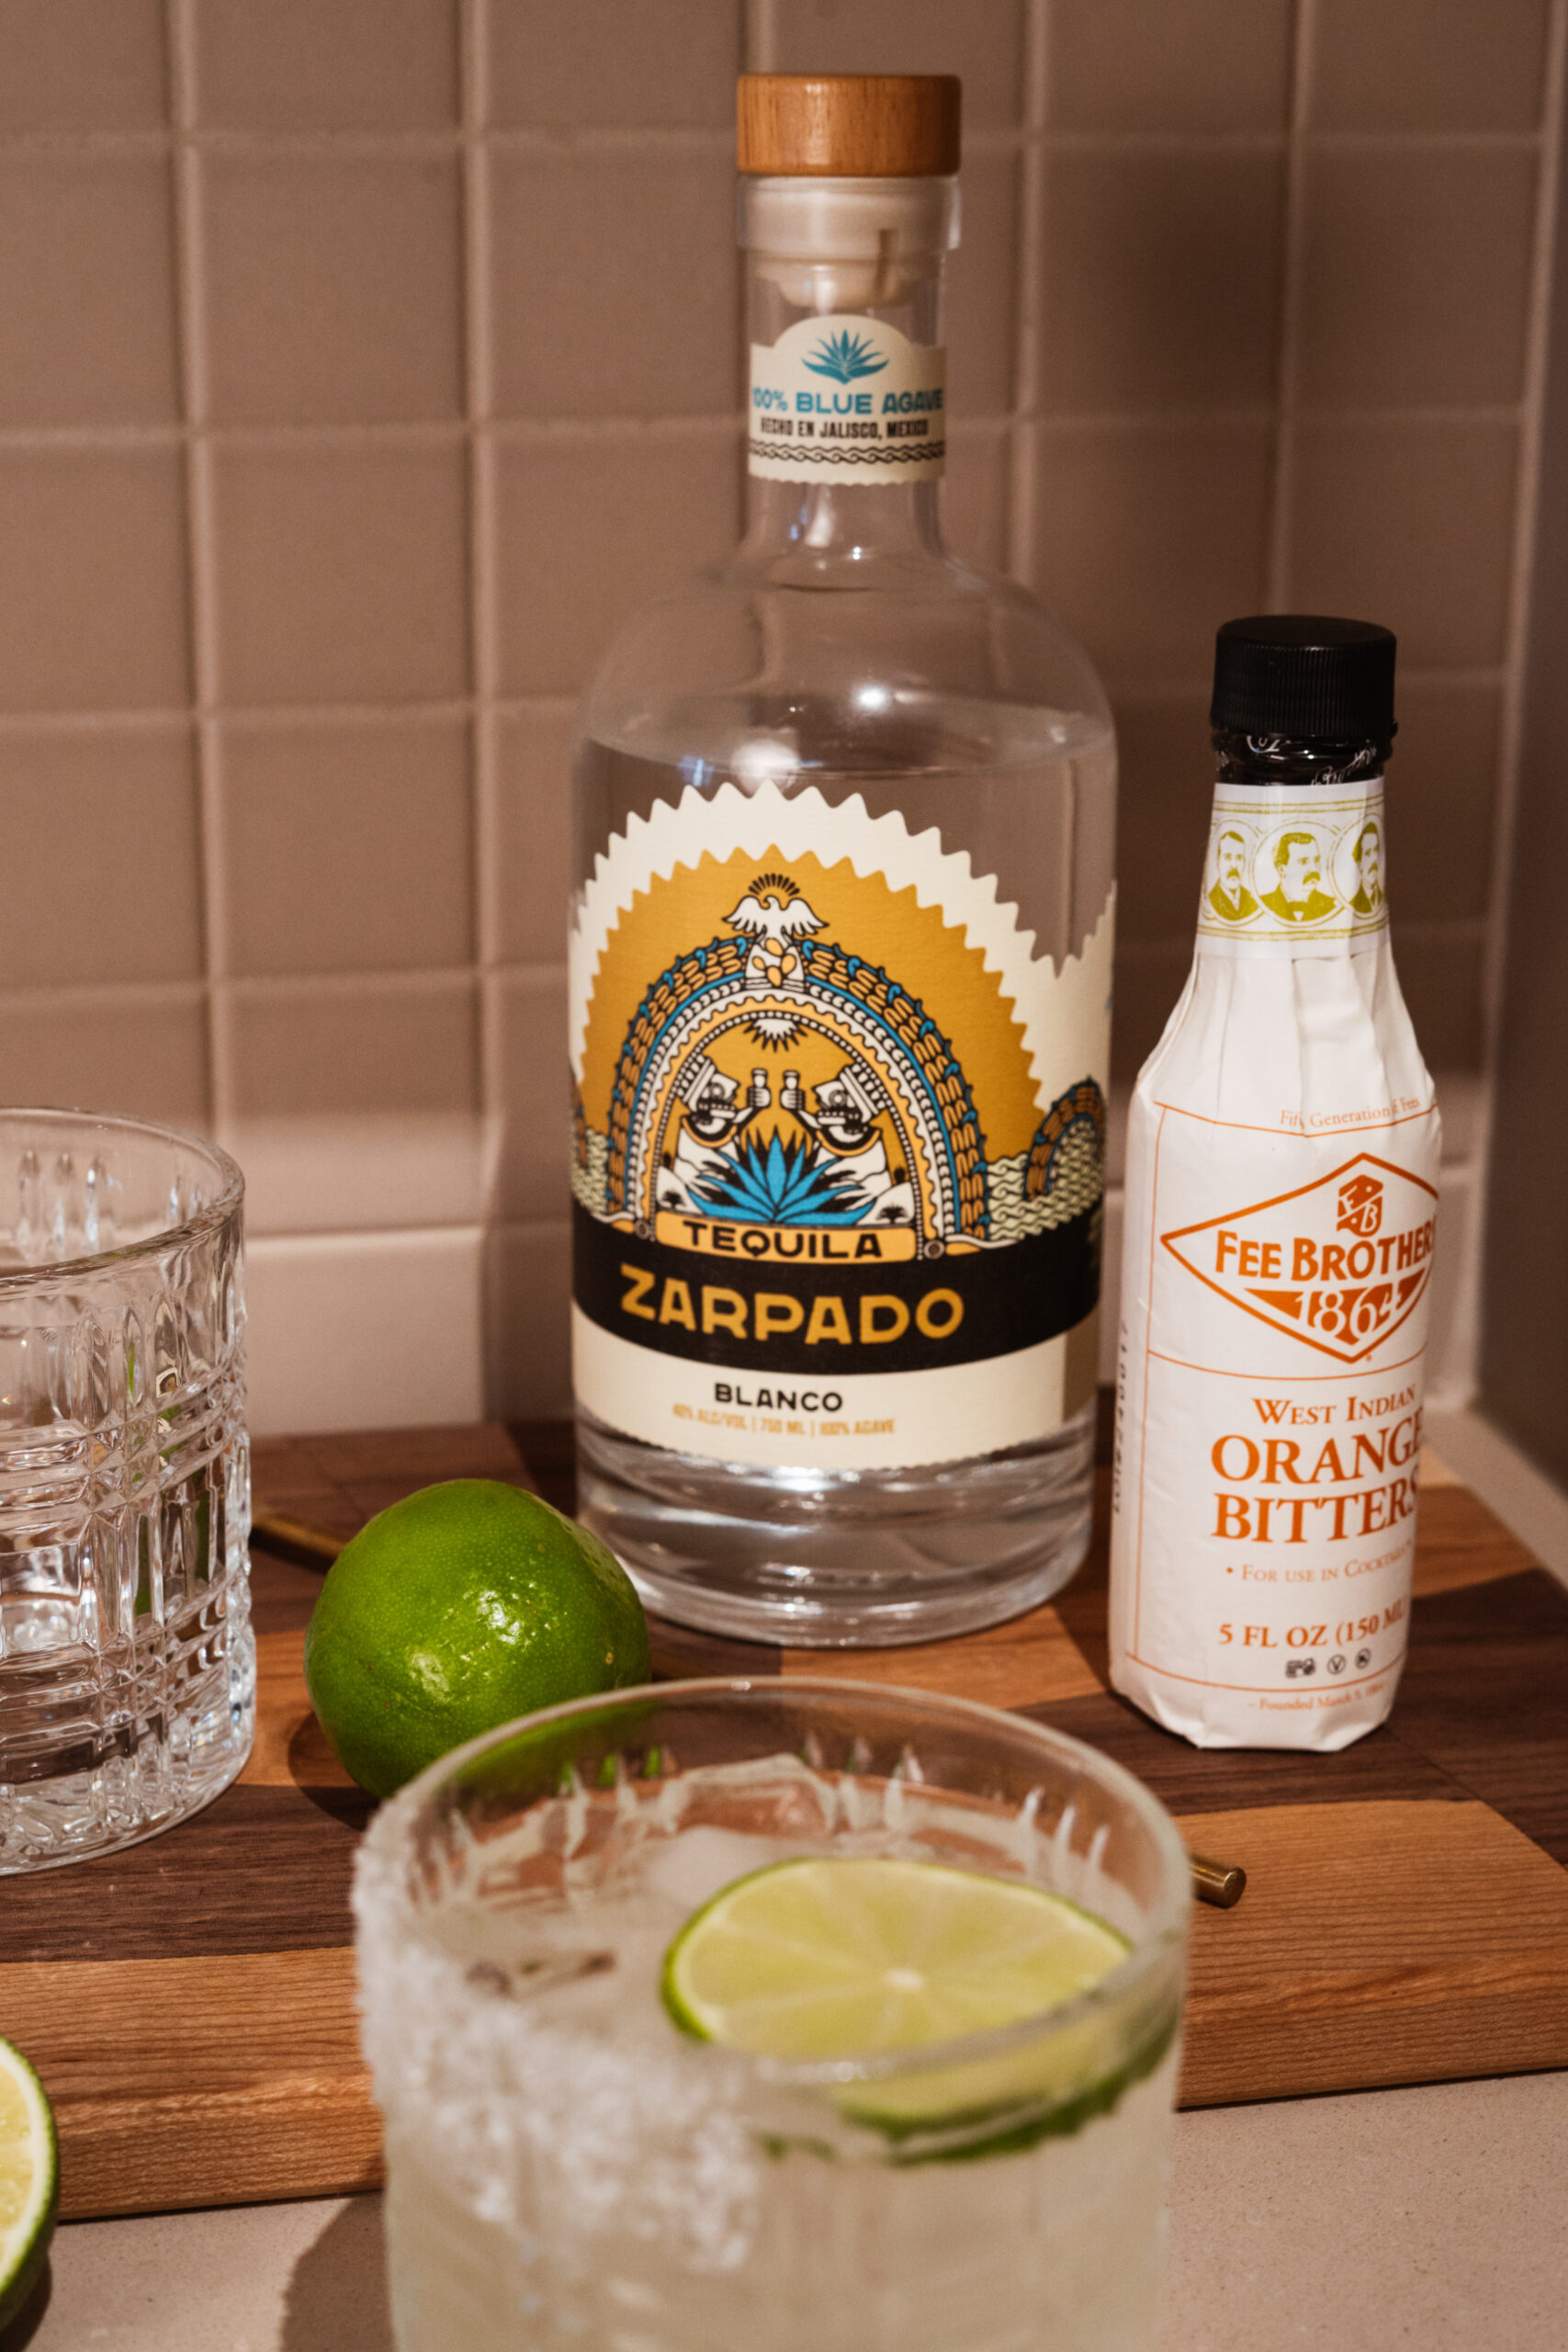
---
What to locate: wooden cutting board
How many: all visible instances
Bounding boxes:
[5,1413,1567,2222]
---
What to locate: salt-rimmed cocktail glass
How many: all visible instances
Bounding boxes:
[0,1108,250,1870]
[355,1678,1190,2352]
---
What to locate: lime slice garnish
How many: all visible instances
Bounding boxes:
[0,2036,58,2333]
[661,1855,1127,2067]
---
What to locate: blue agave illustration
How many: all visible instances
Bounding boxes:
[804,328,887,384]
[692,1131,867,1226]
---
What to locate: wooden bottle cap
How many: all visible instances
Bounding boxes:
[738,74,962,178]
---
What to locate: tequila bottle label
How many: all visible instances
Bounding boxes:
[748,316,946,483]
[570,783,1112,1469]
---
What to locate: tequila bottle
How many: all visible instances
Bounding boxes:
[570,75,1116,1645]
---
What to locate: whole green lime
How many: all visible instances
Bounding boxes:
[303,1480,650,1798]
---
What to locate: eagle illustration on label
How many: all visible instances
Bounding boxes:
[570,786,1113,1470]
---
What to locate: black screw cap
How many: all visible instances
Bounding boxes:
[1211,615,1396,742]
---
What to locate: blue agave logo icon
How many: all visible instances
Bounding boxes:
[692,1131,867,1227]
[804,328,887,384]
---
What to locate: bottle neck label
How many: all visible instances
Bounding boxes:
[748,315,945,484]
[570,785,1109,1470]
[1196,776,1388,956]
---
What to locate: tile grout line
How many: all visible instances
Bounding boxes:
[1018,401,1526,431]
[0,978,211,1012]
[1005,0,1050,587]
[202,967,488,1001]
[0,662,1513,729]
[742,0,777,75]
[0,401,1532,456]
[0,664,1509,736]
[0,421,472,450]
[1263,0,1318,613]
[1463,0,1568,1409]
[461,0,508,1413]
[0,400,1531,457]
[0,970,497,1014]
[0,125,1543,159]
[1032,126,1542,154]
[0,700,491,731]
[460,0,502,1129]
[164,0,232,1129]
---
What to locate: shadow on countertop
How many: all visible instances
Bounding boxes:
[0,2263,51,2349]
[283,2198,392,2352]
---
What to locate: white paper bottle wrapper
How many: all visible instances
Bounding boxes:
[1109,776,1440,1750]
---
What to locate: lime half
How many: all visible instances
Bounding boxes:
[0,2036,57,2332]
[662,1853,1130,2114]
[304,1480,649,1799]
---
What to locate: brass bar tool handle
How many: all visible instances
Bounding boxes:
[1190,1852,1247,1908]
[251,1508,345,1566]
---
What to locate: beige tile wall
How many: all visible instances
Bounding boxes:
[0,0,1560,1423]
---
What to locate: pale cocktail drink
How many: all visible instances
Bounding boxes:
[355,1681,1190,2352]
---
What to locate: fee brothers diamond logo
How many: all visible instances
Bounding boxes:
[1161,1152,1438,1364]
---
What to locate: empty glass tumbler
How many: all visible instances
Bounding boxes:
[0,1110,253,1871]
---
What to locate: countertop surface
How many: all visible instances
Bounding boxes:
[9,2069,1566,2351]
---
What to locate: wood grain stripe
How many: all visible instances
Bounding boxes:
[782,1597,1104,1706]
[3,1786,366,1963]
[1,1949,380,2218]
[1178,1798,1568,2106]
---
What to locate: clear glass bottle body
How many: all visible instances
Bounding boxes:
[570,178,1115,1646]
